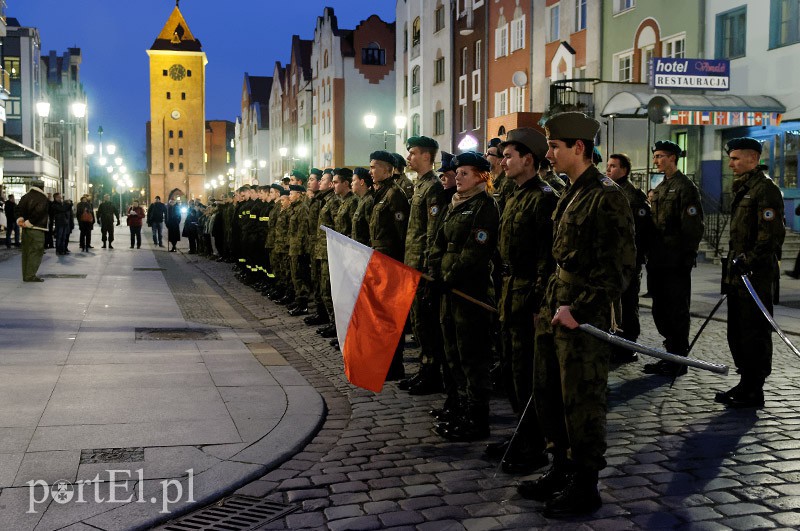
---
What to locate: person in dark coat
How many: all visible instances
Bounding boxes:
[76,195,95,252]
[126,200,146,249]
[97,194,120,249]
[50,193,71,255]
[4,194,19,248]
[64,199,75,253]
[166,199,182,252]
[147,195,168,247]
[182,202,200,253]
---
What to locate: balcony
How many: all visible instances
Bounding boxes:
[547,78,599,118]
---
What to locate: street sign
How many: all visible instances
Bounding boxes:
[650,58,730,91]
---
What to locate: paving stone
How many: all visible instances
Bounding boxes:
[462,517,504,530]
[377,510,425,527]
[404,483,443,497]
[421,505,469,521]
[417,521,466,531]
[327,515,381,531]
[286,488,329,502]
[329,480,368,494]
[277,477,312,490]
[284,512,326,529]
[398,495,445,511]
[329,492,370,505]
[309,472,348,486]
[324,504,364,520]
[370,487,407,502]
[720,515,777,530]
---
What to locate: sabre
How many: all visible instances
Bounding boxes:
[578,324,729,375]
[668,294,728,388]
[739,273,800,359]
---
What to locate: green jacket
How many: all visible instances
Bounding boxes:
[404,170,444,271]
[273,204,290,254]
[617,176,654,267]
[306,189,326,256]
[649,170,704,268]
[314,191,341,260]
[491,171,517,214]
[369,179,409,261]
[351,191,375,246]
[288,200,310,256]
[393,173,415,201]
[334,192,359,239]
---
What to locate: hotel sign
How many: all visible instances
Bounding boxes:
[651,58,730,91]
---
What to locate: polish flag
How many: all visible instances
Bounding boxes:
[323,227,422,392]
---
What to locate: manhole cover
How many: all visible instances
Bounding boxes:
[40,274,87,279]
[80,447,145,464]
[133,267,166,271]
[136,328,222,340]
[159,495,299,531]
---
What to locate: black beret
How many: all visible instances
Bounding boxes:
[322,168,334,175]
[270,183,284,192]
[309,167,323,177]
[392,153,407,169]
[353,167,370,178]
[652,140,685,157]
[370,150,396,165]
[288,184,306,192]
[545,112,600,141]
[335,167,354,179]
[725,137,762,154]
[487,138,502,149]
[291,169,308,183]
[279,188,290,196]
[499,128,548,161]
[406,136,439,150]
[439,151,455,173]
[452,151,491,172]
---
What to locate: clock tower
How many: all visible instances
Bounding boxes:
[147,4,207,202]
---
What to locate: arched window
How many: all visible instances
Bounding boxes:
[169,162,174,171]
[362,42,385,65]
[412,114,421,137]
[323,50,329,68]
[498,125,506,136]
[412,17,421,46]
[179,162,184,171]
[412,66,420,93]
[179,148,184,156]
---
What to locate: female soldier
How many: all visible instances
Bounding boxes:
[428,151,500,442]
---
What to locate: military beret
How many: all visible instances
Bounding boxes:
[270,183,284,192]
[499,127,548,161]
[288,184,306,193]
[309,167,322,177]
[291,169,308,183]
[370,150,396,165]
[322,168,334,175]
[452,151,491,172]
[353,167,370,179]
[652,140,685,157]
[725,137,762,154]
[392,153,407,169]
[439,151,455,173]
[592,147,603,165]
[544,112,600,141]
[487,137,502,149]
[279,188,290,196]
[406,135,439,150]
[335,167,354,179]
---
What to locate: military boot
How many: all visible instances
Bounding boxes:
[275,293,294,306]
[304,313,329,326]
[517,457,572,501]
[288,299,309,316]
[543,468,601,518]
[435,403,489,442]
[320,324,337,338]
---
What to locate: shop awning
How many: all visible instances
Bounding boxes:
[601,90,786,126]
[0,136,43,159]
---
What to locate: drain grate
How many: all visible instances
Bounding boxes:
[134,267,167,271]
[159,495,299,530]
[136,327,222,340]
[80,447,145,464]
[40,274,87,279]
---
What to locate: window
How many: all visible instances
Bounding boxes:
[510,86,525,113]
[187,70,192,77]
[404,25,408,52]
[178,130,184,138]
[459,75,468,103]
[179,162,184,171]
[434,109,445,135]
[166,92,171,100]
[4,58,20,79]
[411,66,421,106]
[511,16,526,51]
[461,47,468,75]
[435,5,445,32]
[460,105,468,132]
[474,40,482,68]
[613,0,635,14]
[412,114,421,136]
[615,51,633,81]
[434,57,446,84]
[169,130,174,138]
[179,148,184,156]
[412,17,421,46]
[324,50,329,68]
[494,90,507,117]
[181,92,186,100]
[663,35,686,58]
[472,70,481,100]
[547,5,560,42]
[162,69,168,76]
[575,0,587,31]
[495,24,509,58]
[169,148,174,156]
[716,7,747,59]
[640,45,654,83]
[770,0,800,48]
[169,162,174,171]
[362,43,386,65]
[404,75,408,97]
[473,100,481,130]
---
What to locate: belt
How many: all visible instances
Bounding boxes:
[556,266,584,286]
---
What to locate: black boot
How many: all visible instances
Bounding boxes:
[288,299,309,316]
[320,324,337,338]
[435,404,489,442]
[408,372,444,395]
[275,294,294,306]
[517,457,572,501]
[543,468,601,518]
[304,313,329,326]
[501,442,550,474]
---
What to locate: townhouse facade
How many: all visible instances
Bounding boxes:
[236,73,271,184]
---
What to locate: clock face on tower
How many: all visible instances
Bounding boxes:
[171,110,181,120]
[169,64,186,81]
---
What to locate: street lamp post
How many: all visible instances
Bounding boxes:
[36,99,87,200]
[364,113,407,150]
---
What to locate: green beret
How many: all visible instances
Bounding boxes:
[370,150,396,165]
[291,169,308,183]
[270,183,284,192]
[309,167,323,177]
[544,112,599,141]
[452,151,491,172]
[725,137,762,154]
[279,188,290,196]
[391,153,407,169]
[289,184,306,193]
[439,151,455,173]
[499,127,548,161]
[406,135,439,151]
[322,168,334,175]
[592,147,603,165]
[652,140,685,157]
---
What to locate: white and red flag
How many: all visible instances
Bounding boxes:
[323,227,421,392]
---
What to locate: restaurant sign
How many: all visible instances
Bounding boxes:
[650,58,730,91]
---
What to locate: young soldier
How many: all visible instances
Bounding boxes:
[350,168,375,246]
[314,170,342,338]
[304,168,327,324]
[287,184,311,316]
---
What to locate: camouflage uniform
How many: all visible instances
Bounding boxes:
[306,189,327,315]
[491,171,516,214]
[394,173,415,201]
[534,166,636,472]
[498,177,557,453]
[647,170,704,356]
[273,203,292,299]
[543,170,567,195]
[288,199,312,303]
[428,190,500,427]
[316,191,342,320]
[351,190,375,246]
[405,170,445,382]
[723,166,784,391]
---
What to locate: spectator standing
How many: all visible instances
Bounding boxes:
[76,195,95,252]
[126,200,145,249]
[97,194,120,249]
[5,194,19,248]
[15,180,49,282]
[50,193,71,255]
[147,195,168,247]
[166,199,182,252]
[182,202,200,253]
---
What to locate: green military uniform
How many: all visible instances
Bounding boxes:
[491,171,516,214]
[316,190,342,320]
[534,165,635,475]
[428,174,500,441]
[288,198,312,305]
[647,167,704,358]
[333,192,358,241]
[351,190,375,246]
[721,142,785,405]
[307,188,331,316]
[393,173,415,201]
[405,170,445,385]
[273,200,292,300]
[543,170,567,195]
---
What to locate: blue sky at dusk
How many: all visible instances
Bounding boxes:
[11,1,395,170]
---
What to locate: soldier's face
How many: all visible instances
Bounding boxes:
[289,176,299,186]
[320,174,333,191]
[485,148,502,173]
[406,147,429,173]
[289,191,302,203]
[501,145,530,179]
[546,140,580,175]
[370,161,392,182]
[280,196,290,207]
[440,170,456,189]
[605,159,627,181]
[308,175,320,191]
[269,189,279,201]
[455,166,482,192]
[652,150,676,173]
[728,149,759,176]
[333,176,350,196]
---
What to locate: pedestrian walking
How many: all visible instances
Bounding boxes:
[97,194,120,249]
[126,201,145,249]
[147,195,168,247]
[76,195,95,252]
[15,180,50,282]
[716,137,785,409]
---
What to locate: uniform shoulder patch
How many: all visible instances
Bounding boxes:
[637,207,648,217]
[474,229,489,244]
[762,208,776,221]
[430,205,440,217]
[394,211,405,222]
[539,183,553,194]
[600,176,616,187]
[686,205,699,216]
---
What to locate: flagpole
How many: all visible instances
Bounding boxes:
[421,274,497,314]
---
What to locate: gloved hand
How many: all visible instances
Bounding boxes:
[731,254,752,276]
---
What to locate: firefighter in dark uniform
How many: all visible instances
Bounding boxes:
[519,112,635,518]
[427,151,499,442]
[368,151,410,380]
[643,140,704,376]
[606,153,654,362]
[716,137,785,409]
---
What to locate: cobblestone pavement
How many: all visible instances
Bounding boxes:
[189,255,800,530]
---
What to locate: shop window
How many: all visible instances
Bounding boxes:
[785,131,799,188]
